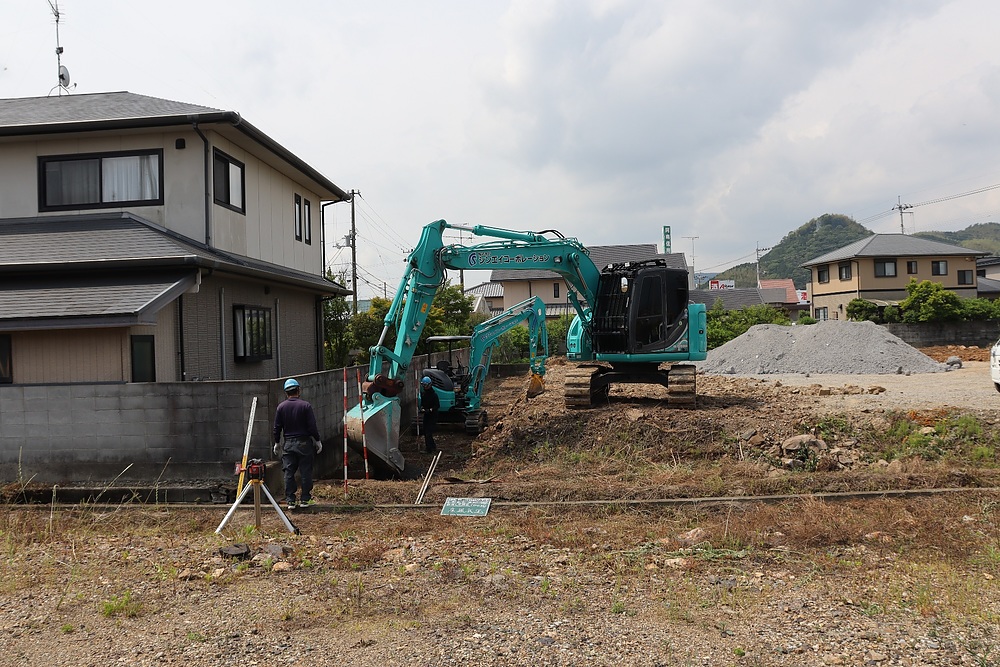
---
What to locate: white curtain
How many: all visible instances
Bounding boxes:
[102,155,159,202]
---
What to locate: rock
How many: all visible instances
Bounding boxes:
[781,434,827,453]
[219,544,251,559]
[625,409,644,422]
[946,356,963,368]
[271,561,294,572]
[676,528,707,546]
[263,544,290,559]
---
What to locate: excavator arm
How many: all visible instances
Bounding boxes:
[464,295,549,412]
[347,219,599,475]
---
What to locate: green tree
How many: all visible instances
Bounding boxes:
[546,314,575,354]
[348,296,391,364]
[846,298,881,323]
[432,284,474,335]
[706,302,790,349]
[898,279,962,323]
[960,297,1000,321]
[882,304,902,323]
[323,271,353,368]
[495,326,531,362]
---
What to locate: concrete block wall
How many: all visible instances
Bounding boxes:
[0,348,469,486]
[883,320,1000,348]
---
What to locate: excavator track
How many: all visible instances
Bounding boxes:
[665,364,697,408]
[464,409,488,434]
[564,365,605,408]
[563,363,697,409]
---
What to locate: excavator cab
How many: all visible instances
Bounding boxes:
[592,259,690,355]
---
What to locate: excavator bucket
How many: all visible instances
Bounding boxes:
[344,394,405,476]
[526,373,546,399]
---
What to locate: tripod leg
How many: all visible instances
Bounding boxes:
[260,482,300,535]
[214,482,255,534]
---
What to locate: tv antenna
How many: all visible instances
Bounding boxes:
[46,0,75,95]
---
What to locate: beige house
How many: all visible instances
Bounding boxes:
[802,234,987,320]
[0,92,350,384]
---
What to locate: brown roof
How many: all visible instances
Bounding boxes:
[758,278,798,304]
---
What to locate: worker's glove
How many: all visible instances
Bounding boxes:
[273,443,280,458]
[315,440,323,454]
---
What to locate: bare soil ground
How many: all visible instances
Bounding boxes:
[3,346,1000,666]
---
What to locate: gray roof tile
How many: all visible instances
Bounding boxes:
[690,288,769,310]
[0,272,195,328]
[0,92,223,128]
[464,281,504,298]
[802,234,988,266]
[0,213,348,295]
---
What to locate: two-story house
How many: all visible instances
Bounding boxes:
[0,91,350,385]
[801,234,987,320]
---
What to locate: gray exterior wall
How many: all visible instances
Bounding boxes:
[177,273,322,382]
[0,349,468,485]
[882,320,1000,348]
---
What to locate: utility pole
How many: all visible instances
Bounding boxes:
[893,195,913,234]
[683,236,699,285]
[350,190,359,315]
[755,244,771,287]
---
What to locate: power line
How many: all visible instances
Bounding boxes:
[910,182,1000,208]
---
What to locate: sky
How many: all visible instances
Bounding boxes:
[3,0,1000,296]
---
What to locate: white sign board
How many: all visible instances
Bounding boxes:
[709,279,735,290]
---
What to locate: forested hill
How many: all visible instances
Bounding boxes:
[707,215,1000,289]
[913,223,1000,257]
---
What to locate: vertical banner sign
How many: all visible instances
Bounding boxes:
[663,225,671,254]
[342,369,349,498]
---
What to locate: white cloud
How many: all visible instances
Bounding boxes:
[3,0,999,293]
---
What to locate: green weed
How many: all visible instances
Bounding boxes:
[100,590,142,618]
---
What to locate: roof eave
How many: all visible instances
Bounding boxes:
[0,112,350,202]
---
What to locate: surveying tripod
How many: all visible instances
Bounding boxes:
[215,458,299,535]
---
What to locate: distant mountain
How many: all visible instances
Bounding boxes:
[913,223,1000,256]
[708,215,1000,289]
[713,214,872,288]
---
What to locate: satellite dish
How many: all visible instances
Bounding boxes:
[58,65,71,87]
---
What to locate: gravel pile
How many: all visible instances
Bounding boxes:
[699,320,948,375]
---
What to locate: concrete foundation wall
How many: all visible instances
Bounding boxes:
[0,349,468,485]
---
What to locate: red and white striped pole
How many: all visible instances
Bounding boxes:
[356,369,370,480]
[342,368,349,498]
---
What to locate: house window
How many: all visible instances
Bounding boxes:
[874,259,897,278]
[959,270,974,285]
[907,261,918,274]
[213,149,245,214]
[294,194,303,241]
[814,307,828,321]
[931,260,948,276]
[817,265,830,283]
[39,150,163,211]
[233,305,273,361]
[304,199,312,245]
[0,334,11,384]
[553,282,560,299]
[838,263,852,280]
[130,335,156,382]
